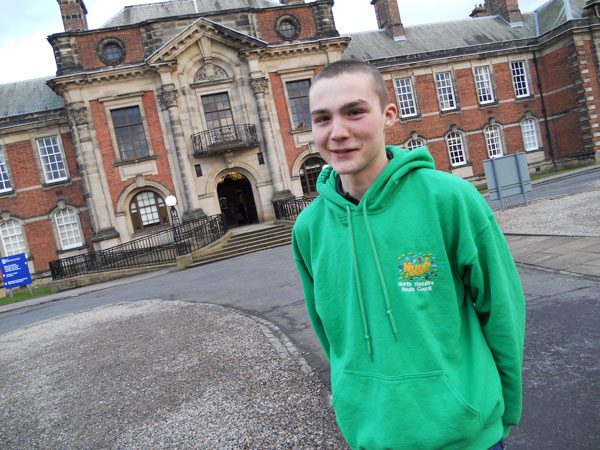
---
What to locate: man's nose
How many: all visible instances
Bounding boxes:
[330,116,349,140]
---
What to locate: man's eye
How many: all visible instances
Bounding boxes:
[314,116,329,123]
[349,109,363,116]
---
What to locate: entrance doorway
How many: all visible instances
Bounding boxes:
[217,172,259,228]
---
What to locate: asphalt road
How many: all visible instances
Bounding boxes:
[1,245,599,449]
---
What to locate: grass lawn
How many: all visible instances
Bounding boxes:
[0,286,53,307]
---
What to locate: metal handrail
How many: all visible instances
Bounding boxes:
[192,124,259,155]
[49,214,227,280]
[273,197,315,221]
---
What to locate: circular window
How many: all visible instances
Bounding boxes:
[275,15,300,41]
[97,38,126,66]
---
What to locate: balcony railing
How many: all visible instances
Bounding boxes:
[192,124,259,156]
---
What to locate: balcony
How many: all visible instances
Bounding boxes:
[192,124,259,156]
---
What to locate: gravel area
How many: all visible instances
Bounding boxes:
[494,180,600,236]
[0,301,348,449]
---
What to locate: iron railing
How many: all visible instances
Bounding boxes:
[273,197,315,221]
[192,124,259,156]
[49,214,227,280]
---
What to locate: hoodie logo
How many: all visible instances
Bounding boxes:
[397,252,439,292]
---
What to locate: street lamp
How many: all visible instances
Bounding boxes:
[165,195,180,226]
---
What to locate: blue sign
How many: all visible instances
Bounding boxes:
[0,253,32,289]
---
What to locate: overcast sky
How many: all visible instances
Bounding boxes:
[0,0,548,84]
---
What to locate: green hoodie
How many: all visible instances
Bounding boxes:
[292,146,525,450]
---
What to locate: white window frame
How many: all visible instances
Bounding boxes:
[521,118,539,151]
[474,66,495,105]
[446,132,467,167]
[54,208,83,250]
[0,220,27,257]
[511,61,531,98]
[406,138,425,150]
[0,146,12,193]
[435,72,457,111]
[36,136,68,184]
[485,125,504,158]
[394,77,418,118]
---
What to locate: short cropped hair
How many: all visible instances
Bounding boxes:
[312,60,390,110]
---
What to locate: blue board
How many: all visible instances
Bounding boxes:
[1,253,32,289]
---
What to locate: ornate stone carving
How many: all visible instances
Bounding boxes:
[223,150,234,168]
[249,77,269,95]
[67,107,88,126]
[194,64,230,83]
[158,87,178,110]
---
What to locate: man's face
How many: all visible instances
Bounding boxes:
[309,72,397,181]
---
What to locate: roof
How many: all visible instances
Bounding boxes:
[0,77,64,119]
[343,0,588,63]
[102,0,280,28]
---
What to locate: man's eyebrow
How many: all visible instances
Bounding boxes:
[310,99,368,116]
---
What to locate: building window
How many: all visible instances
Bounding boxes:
[511,61,531,98]
[275,15,301,40]
[55,209,83,250]
[446,132,467,167]
[406,138,424,150]
[0,220,27,256]
[97,37,126,66]
[202,93,234,130]
[111,106,150,161]
[474,66,495,105]
[299,157,325,196]
[521,118,539,150]
[36,136,68,184]
[485,126,504,158]
[0,146,12,193]
[435,72,457,111]
[129,191,169,232]
[286,80,311,128]
[394,78,418,118]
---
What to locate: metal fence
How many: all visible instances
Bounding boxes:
[49,214,227,280]
[192,124,259,156]
[273,197,314,221]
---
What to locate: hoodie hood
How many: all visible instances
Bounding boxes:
[316,145,435,212]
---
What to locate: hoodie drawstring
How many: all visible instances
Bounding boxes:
[362,200,399,339]
[345,201,400,359]
[346,205,373,359]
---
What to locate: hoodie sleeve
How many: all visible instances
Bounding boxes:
[292,227,331,362]
[462,214,526,438]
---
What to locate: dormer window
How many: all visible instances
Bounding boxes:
[275,15,301,41]
[97,37,126,66]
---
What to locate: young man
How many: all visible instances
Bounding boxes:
[292,60,525,450]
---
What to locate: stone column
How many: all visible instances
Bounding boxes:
[249,77,292,200]
[66,103,119,243]
[158,85,193,213]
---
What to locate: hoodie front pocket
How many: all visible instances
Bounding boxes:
[332,370,481,450]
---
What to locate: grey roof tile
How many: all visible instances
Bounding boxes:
[102,0,280,28]
[0,77,64,119]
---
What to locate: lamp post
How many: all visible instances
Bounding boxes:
[165,195,180,253]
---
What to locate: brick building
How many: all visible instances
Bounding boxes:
[0,0,597,277]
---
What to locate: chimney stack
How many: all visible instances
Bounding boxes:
[371,0,405,40]
[470,4,491,18]
[485,0,522,24]
[57,0,88,32]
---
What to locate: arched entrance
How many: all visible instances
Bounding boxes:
[217,172,258,227]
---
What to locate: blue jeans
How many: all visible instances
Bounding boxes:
[489,439,507,450]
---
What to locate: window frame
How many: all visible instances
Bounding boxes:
[484,125,505,158]
[0,145,13,194]
[474,65,496,105]
[35,135,69,185]
[446,131,468,167]
[129,191,169,232]
[435,71,458,112]
[299,156,326,196]
[0,219,28,257]
[285,79,312,129]
[394,77,419,119]
[521,117,540,151]
[511,60,531,98]
[54,208,84,251]
[110,105,151,162]
[405,138,425,151]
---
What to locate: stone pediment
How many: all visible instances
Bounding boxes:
[147,18,267,66]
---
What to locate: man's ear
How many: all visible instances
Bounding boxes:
[383,102,397,127]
